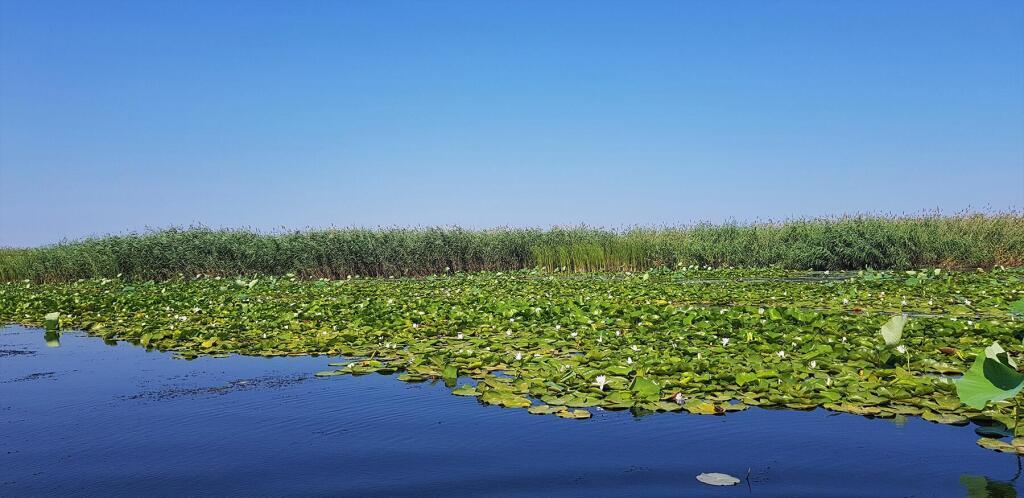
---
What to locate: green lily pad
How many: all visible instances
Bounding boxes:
[451,384,480,396]
[683,399,719,415]
[555,408,591,419]
[480,390,532,408]
[921,410,968,425]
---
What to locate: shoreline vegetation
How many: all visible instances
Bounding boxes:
[1,213,1022,283]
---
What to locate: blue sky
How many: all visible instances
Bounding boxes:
[1,1,1022,246]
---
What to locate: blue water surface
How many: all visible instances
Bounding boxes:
[0,326,1019,497]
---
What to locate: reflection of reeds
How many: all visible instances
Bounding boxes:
[2,213,1022,282]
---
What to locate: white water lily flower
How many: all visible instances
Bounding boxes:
[758,308,765,315]
[928,300,933,305]
[777,351,786,359]
[262,333,267,339]
[615,330,622,336]
[457,333,464,340]
[506,330,513,336]
[826,376,833,387]
[412,323,419,329]
[901,300,908,306]
[631,345,639,352]
[896,345,907,355]
[571,331,578,338]
[674,392,685,404]
[627,357,633,365]
[593,375,608,390]
[809,360,817,369]
[841,336,847,343]
[555,325,561,330]
[842,299,849,305]
[721,338,730,347]
[967,320,974,326]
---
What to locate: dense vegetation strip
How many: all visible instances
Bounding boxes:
[2,214,1022,282]
[3,268,1023,437]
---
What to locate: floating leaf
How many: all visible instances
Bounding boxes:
[632,377,660,402]
[527,404,563,415]
[451,384,480,396]
[683,399,719,415]
[734,372,757,386]
[480,391,532,408]
[555,408,591,419]
[696,473,740,486]
[921,410,968,425]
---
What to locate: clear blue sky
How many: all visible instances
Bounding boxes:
[1,1,1022,247]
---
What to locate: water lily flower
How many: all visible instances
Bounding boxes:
[841,336,847,343]
[842,299,849,305]
[597,337,604,343]
[674,392,685,404]
[896,345,907,355]
[457,333,464,340]
[506,330,513,336]
[777,351,786,359]
[721,338,730,347]
[758,308,765,315]
[901,299,908,306]
[412,323,419,329]
[261,333,267,339]
[627,357,633,365]
[809,360,817,369]
[555,325,561,330]
[570,331,578,338]
[928,300,933,305]
[964,299,972,306]
[826,376,833,387]
[593,375,608,391]
[514,352,523,361]
[967,320,974,326]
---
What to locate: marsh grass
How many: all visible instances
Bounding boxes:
[2,214,1022,282]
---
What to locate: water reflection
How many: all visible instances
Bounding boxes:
[43,330,60,347]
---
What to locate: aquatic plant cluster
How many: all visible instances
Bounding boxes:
[2,214,1023,283]
[3,267,1023,444]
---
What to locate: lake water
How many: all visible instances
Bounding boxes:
[1,325,1019,497]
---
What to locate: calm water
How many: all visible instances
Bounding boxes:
[1,325,1019,497]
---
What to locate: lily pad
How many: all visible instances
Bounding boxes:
[451,384,480,396]
[696,472,740,486]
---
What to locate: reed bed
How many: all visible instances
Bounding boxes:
[2,214,1021,282]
